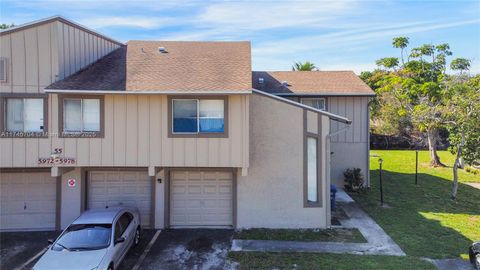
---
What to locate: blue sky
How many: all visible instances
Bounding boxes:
[1,0,479,73]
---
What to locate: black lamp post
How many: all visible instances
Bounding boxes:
[379,158,384,206]
[415,149,419,185]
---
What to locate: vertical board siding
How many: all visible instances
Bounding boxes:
[11,31,26,91]
[24,28,38,91]
[328,96,368,143]
[101,95,114,165]
[1,95,248,169]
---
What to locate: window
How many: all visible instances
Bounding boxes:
[307,137,318,203]
[0,58,7,83]
[301,98,325,110]
[3,98,45,133]
[171,98,227,136]
[114,213,133,240]
[53,224,111,251]
[114,221,123,240]
[60,96,103,137]
[118,213,133,232]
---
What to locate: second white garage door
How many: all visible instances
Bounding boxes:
[170,170,233,227]
[87,170,151,227]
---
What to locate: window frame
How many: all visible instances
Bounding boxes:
[168,96,228,138]
[58,95,104,138]
[0,57,7,83]
[303,111,323,208]
[300,97,326,111]
[0,93,48,138]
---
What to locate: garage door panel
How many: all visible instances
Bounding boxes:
[0,172,56,231]
[87,171,151,228]
[171,170,233,227]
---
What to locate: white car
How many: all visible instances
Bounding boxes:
[33,207,141,270]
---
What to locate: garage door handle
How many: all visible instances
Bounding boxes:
[24,203,27,210]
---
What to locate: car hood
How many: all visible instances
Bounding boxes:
[33,248,107,270]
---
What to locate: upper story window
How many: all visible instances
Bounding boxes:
[301,98,325,110]
[0,58,7,83]
[170,97,228,137]
[3,98,45,134]
[60,95,104,138]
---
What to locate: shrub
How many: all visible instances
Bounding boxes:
[344,168,365,192]
[465,166,479,175]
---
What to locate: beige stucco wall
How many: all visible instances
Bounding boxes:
[0,94,249,169]
[0,20,120,93]
[237,93,329,229]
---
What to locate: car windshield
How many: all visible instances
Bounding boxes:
[53,224,112,251]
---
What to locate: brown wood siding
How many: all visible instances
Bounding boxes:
[0,94,249,169]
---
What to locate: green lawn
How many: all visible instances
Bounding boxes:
[234,228,366,243]
[352,150,480,259]
[229,150,478,269]
[229,252,435,270]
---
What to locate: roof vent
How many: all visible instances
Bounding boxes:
[281,80,289,86]
[258,77,264,84]
[158,47,167,53]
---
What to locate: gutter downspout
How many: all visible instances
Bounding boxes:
[325,124,351,228]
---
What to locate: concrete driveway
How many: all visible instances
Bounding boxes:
[138,229,236,270]
[0,231,61,270]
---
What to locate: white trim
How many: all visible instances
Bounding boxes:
[252,89,351,124]
[44,89,252,95]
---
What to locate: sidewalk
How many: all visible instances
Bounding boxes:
[231,190,406,256]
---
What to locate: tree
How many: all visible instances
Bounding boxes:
[392,37,409,65]
[0,23,14,29]
[373,37,465,166]
[376,57,399,71]
[292,61,317,71]
[445,75,480,200]
[450,58,471,75]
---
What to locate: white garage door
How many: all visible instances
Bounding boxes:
[0,172,56,231]
[170,170,233,227]
[87,171,152,227]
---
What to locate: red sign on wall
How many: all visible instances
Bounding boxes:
[68,178,76,187]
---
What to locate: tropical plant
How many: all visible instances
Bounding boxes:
[370,37,472,167]
[444,74,480,200]
[343,168,365,192]
[0,23,14,29]
[292,61,318,71]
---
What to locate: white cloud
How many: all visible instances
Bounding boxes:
[253,18,480,56]
[79,16,176,29]
[198,0,358,31]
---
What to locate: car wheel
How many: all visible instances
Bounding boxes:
[134,228,140,246]
[475,253,480,270]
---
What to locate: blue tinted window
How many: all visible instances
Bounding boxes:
[199,100,224,133]
[173,100,198,133]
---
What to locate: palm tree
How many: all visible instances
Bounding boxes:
[292,61,318,71]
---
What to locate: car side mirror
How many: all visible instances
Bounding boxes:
[114,237,125,245]
[47,239,54,245]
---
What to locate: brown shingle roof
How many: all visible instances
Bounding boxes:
[47,47,126,90]
[48,41,252,93]
[126,41,251,92]
[253,71,375,96]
